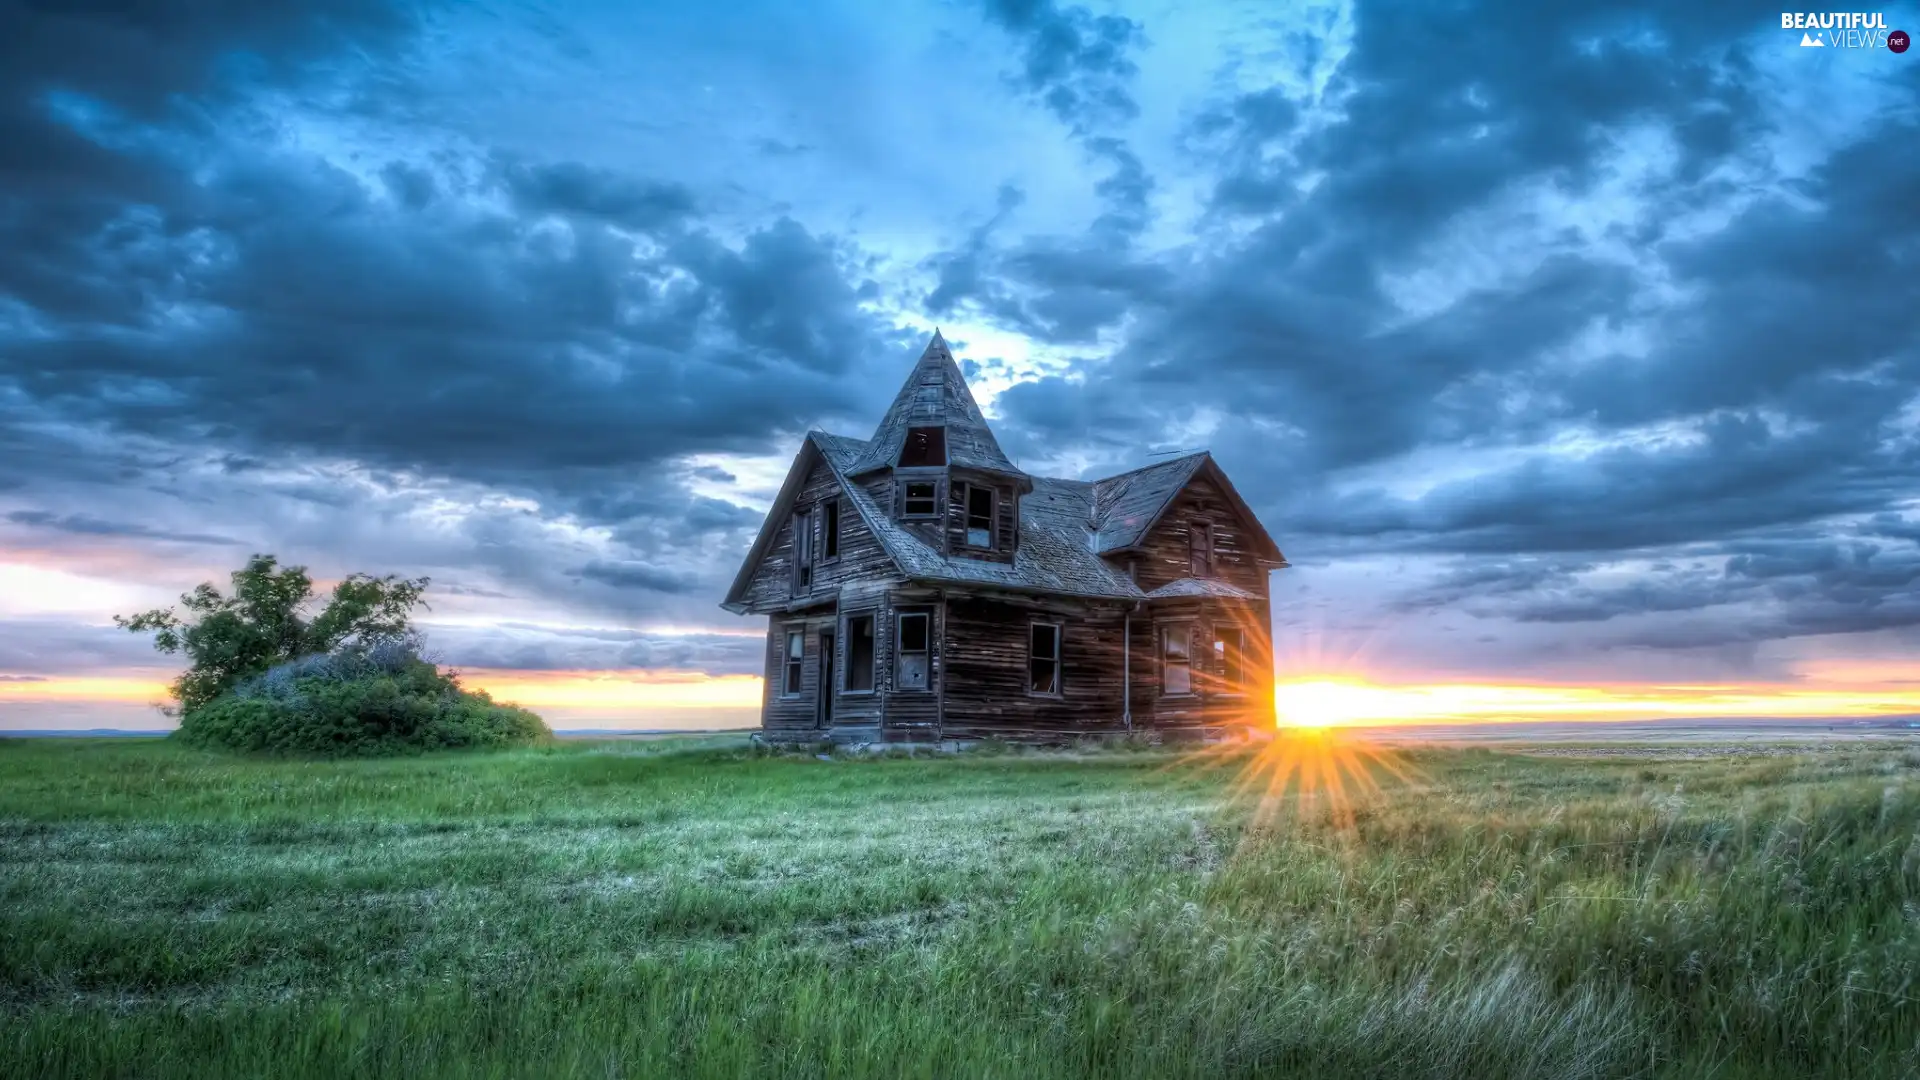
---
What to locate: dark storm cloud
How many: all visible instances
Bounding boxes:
[972,2,1919,650]
[979,0,1144,132]
[5,510,241,546]
[932,0,1158,343]
[570,561,703,595]
[428,623,763,676]
[498,159,698,231]
[0,0,922,647]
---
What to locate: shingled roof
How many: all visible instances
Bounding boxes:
[845,331,1024,480]
[1091,453,1209,553]
[1144,577,1260,600]
[818,434,1140,600]
[722,333,1285,611]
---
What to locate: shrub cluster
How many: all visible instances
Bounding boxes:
[175,641,551,757]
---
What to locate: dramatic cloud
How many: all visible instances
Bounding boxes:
[2,0,1917,714]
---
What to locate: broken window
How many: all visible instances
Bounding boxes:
[899,426,947,467]
[966,485,994,548]
[1189,522,1213,578]
[1213,627,1245,692]
[1029,622,1061,695]
[1161,625,1192,696]
[897,612,930,691]
[902,480,938,518]
[783,630,804,696]
[822,499,840,560]
[845,614,875,692]
[792,509,813,592]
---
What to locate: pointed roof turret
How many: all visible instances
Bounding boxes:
[847,330,1026,480]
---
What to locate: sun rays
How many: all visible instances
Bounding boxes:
[1167,725,1427,845]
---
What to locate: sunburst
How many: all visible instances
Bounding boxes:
[1165,724,1425,849]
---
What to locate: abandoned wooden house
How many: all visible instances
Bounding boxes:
[721,331,1289,743]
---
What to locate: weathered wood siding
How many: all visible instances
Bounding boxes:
[761,612,837,734]
[1126,599,1275,732]
[884,468,946,549]
[829,582,889,731]
[940,593,1129,740]
[881,585,943,740]
[1131,473,1270,596]
[740,453,896,613]
[943,469,1018,564]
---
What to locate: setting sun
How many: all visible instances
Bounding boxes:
[1273,679,1382,728]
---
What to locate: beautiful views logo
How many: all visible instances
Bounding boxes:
[1782,11,1908,48]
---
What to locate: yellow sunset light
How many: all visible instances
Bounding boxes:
[1269,675,1920,729]
[1274,679,1383,728]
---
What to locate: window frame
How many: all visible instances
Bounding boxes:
[821,498,841,562]
[1211,625,1246,697]
[900,477,941,519]
[1188,521,1213,578]
[781,628,805,697]
[895,611,931,693]
[963,483,996,550]
[1027,620,1064,698]
[1159,622,1196,698]
[791,508,813,593]
[898,425,949,468]
[842,611,877,695]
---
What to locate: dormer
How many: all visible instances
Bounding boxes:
[849,331,1031,563]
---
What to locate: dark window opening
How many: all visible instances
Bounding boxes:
[899,426,948,468]
[1213,628,1245,692]
[792,509,813,591]
[1029,622,1061,695]
[783,630,804,696]
[965,485,994,548]
[897,612,930,691]
[903,481,938,518]
[1189,522,1213,578]
[822,499,840,560]
[845,614,875,692]
[1161,625,1192,696]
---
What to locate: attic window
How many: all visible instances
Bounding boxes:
[965,485,994,548]
[1189,522,1213,578]
[903,481,938,518]
[899,426,947,467]
[822,499,840,560]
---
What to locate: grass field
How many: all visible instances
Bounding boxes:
[2,735,1917,1079]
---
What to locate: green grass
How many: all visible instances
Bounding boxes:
[1,735,1916,1079]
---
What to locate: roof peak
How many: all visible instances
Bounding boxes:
[846,330,1023,478]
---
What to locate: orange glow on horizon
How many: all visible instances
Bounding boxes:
[458,669,763,709]
[4,670,1918,729]
[1272,676,1920,728]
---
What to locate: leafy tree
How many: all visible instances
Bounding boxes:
[117,554,430,712]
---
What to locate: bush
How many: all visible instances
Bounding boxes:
[175,644,552,757]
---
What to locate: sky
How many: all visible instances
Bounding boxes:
[1,0,1917,731]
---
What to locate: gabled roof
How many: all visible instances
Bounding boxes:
[1145,578,1259,600]
[720,435,844,613]
[1091,452,1209,553]
[722,334,1285,612]
[820,438,1139,600]
[1092,451,1287,564]
[846,331,1024,479]
[722,432,1287,613]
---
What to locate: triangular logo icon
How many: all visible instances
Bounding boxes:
[1800,31,1824,46]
